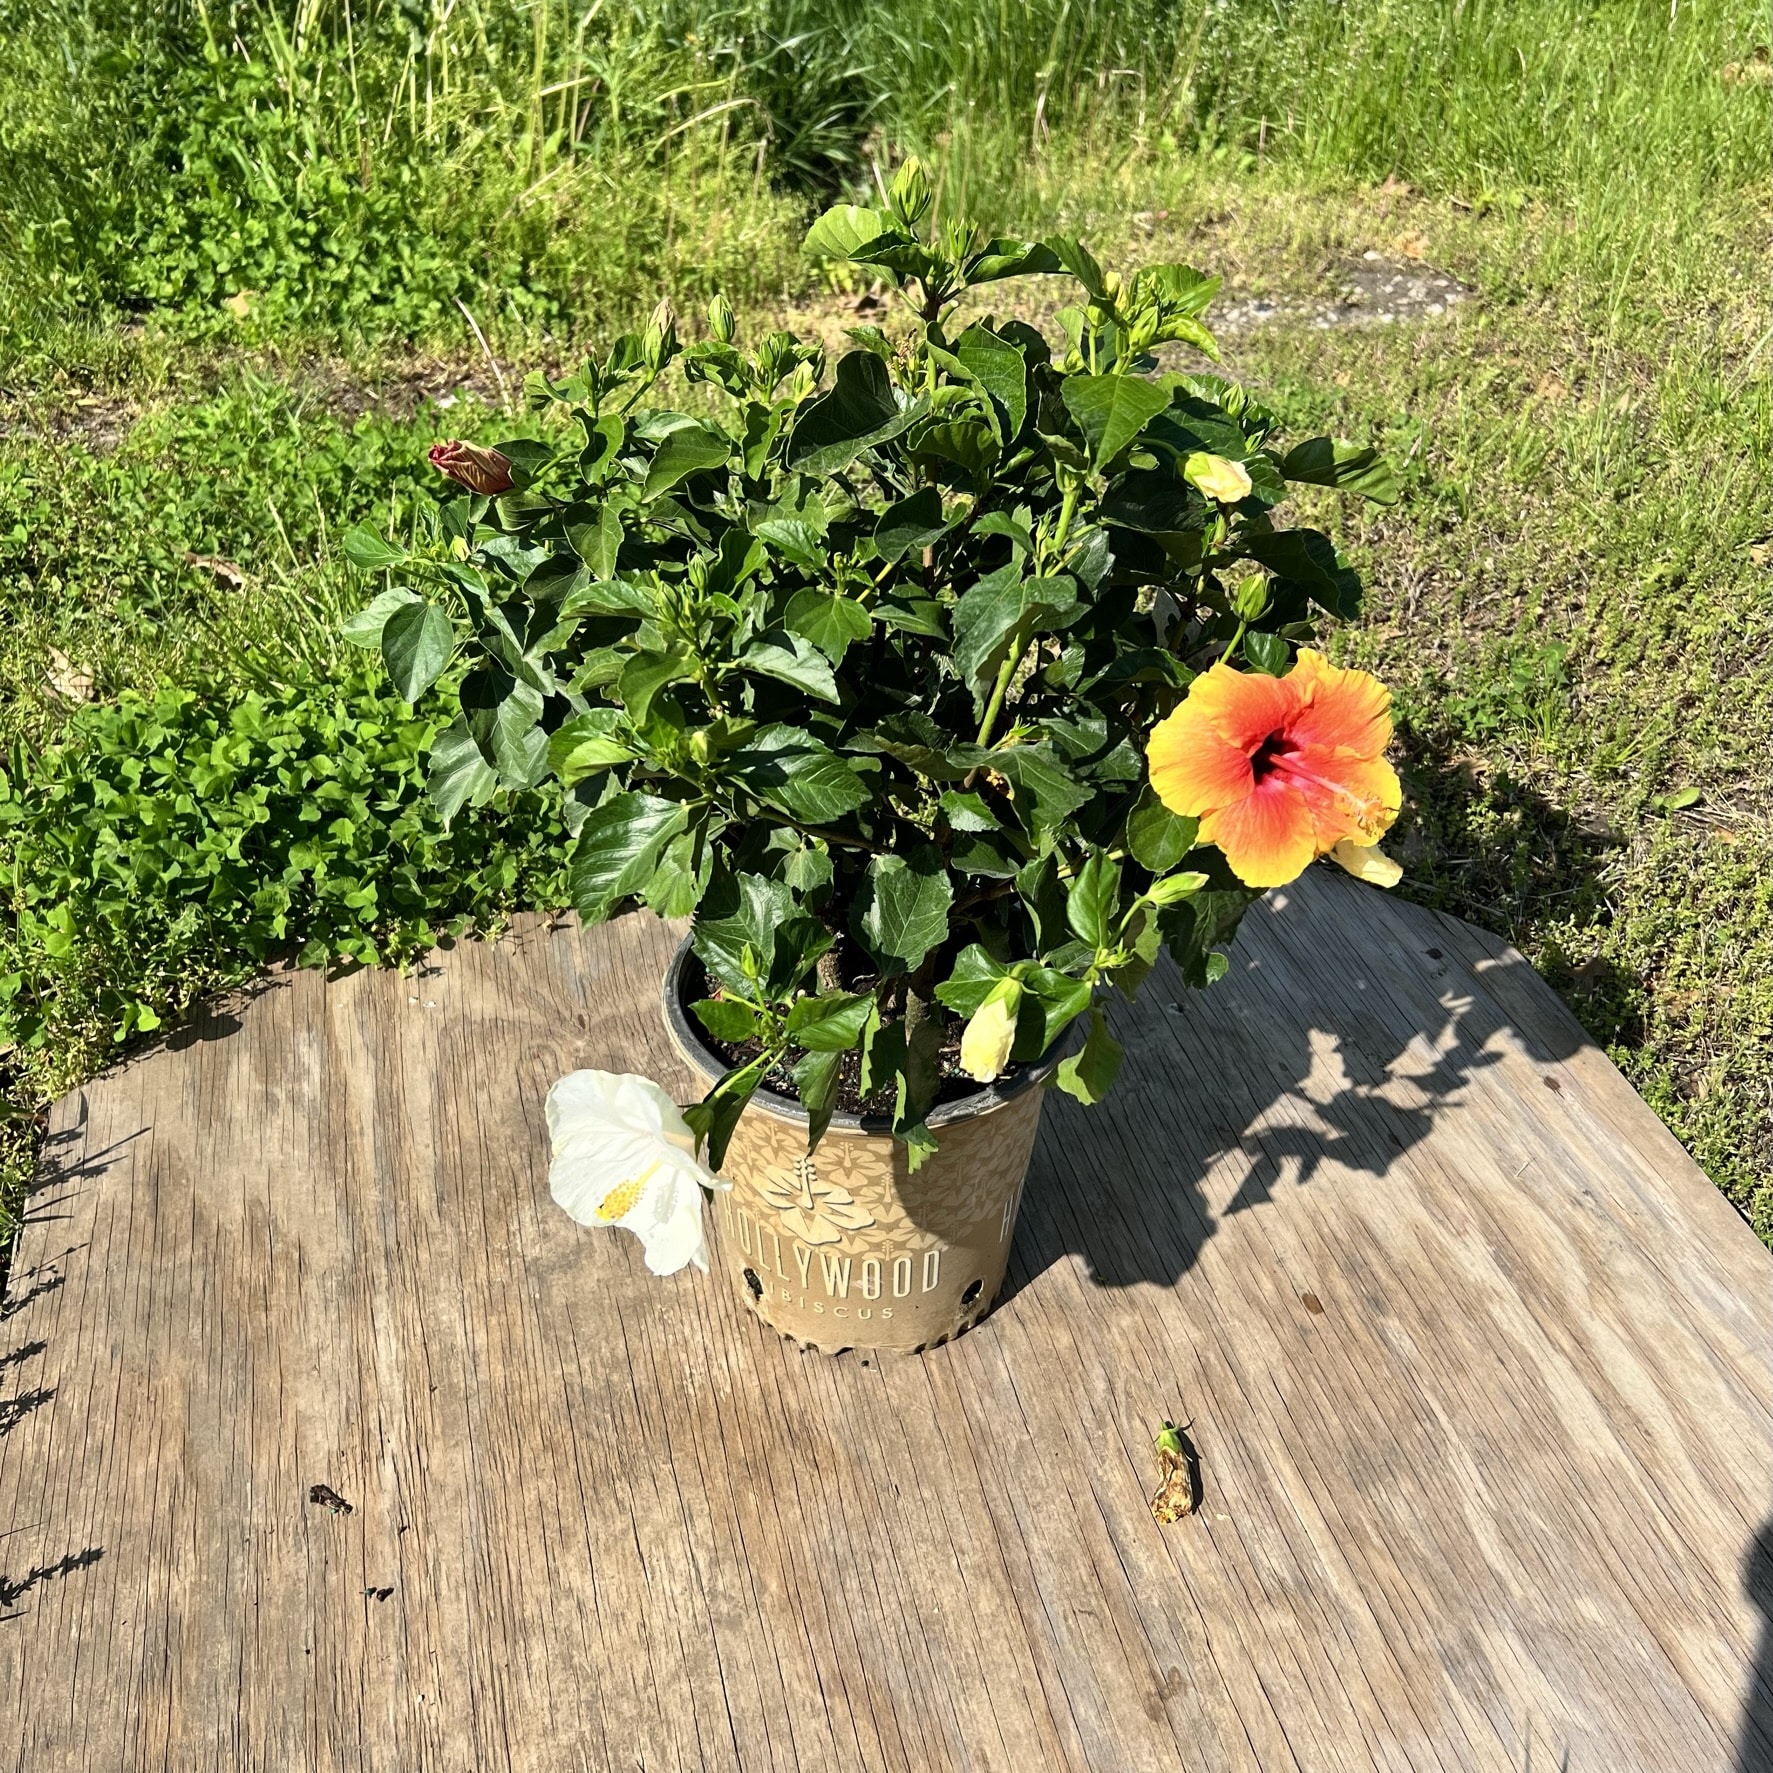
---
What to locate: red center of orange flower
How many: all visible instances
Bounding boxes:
[1250,733,1297,781]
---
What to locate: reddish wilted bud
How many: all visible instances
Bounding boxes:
[428,440,513,495]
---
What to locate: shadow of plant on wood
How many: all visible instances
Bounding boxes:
[1384,714,1642,1053]
[1742,1521,1773,1773]
[1002,866,1588,1301]
[0,1545,104,1615]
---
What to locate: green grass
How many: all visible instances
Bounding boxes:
[1,0,1768,1245]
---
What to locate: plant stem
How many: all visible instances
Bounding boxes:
[972,480,1083,753]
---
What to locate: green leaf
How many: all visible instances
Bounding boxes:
[1066,853,1122,949]
[1279,437,1399,505]
[952,567,1082,703]
[938,790,1000,832]
[873,486,950,565]
[694,997,762,1043]
[1243,629,1290,675]
[1101,470,1208,536]
[729,726,869,823]
[858,1007,904,1100]
[1126,788,1198,872]
[569,791,691,923]
[990,745,1092,851]
[787,352,926,476]
[1015,967,1094,1057]
[784,590,873,664]
[461,667,546,786]
[906,416,1001,487]
[685,1056,769,1171]
[1235,529,1362,618]
[618,646,696,724]
[964,238,1065,284]
[786,991,875,1051]
[643,424,731,498]
[1055,1007,1123,1105]
[955,326,1029,439]
[645,829,710,918]
[804,204,896,261]
[341,526,407,572]
[897,1010,945,1135]
[565,505,625,578]
[1046,235,1108,298]
[737,632,840,703]
[381,600,454,703]
[694,873,792,992]
[933,944,1010,1016]
[427,717,499,825]
[548,709,634,785]
[341,587,420,647]
[1061,374,1172,469]
[853,847,953,976]
[792,1048,844,1151]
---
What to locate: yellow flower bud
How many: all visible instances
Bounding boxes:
[1185,451,1254,504]
[960,978,1023,1083]
[1328,837,1403,888]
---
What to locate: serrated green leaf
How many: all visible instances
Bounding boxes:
[990,745,1091,850]
[737,631,840,703]
[426,717,499,825]
[804,204,897,261]
[784,590,872,664]
[786,990,875,1051]
[618,646,696,724]
[787,352,926,476]
[955,325,1029,439]
[569,791,690,923]
[565,505,625,578]
[1243,629,1290,675]
[933,944,1009,1016]
[792,1047,844,1151]
[548,709,633,785]
[729,726,869,823]
[694,996,762,1043]
[853,847,953,976]
[1235,528,1362,617]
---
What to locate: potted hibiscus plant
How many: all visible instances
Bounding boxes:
[347,162,1404,1353]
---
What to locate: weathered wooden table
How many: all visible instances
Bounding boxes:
[3,870,1770,1772]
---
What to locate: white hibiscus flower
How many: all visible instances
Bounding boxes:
[545,1071,724,1275]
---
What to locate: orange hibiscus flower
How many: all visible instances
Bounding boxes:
[1146,649,1401,888]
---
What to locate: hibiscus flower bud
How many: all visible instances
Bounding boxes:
[1185,451,1254,504]
[428,440,513,496]
[1328,837,1403,888]
[960,977,1024,1083]
[708,292,737,344]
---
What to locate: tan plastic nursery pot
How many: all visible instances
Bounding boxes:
[663,940,1060,1355]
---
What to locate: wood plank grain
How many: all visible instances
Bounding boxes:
[2,869,1769,1772]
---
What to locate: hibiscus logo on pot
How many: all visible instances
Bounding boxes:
[757,1156,876,1247]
